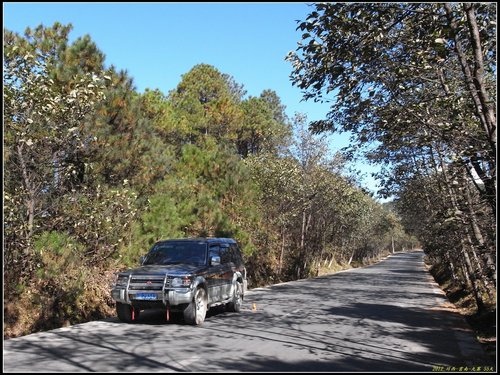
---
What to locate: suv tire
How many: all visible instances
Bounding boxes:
[116,302,139,323]
[226,281,242,313]
[183,287,207,325]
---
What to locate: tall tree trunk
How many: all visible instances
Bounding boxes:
[444,250,459,283]
[458,171,496,301]
[279,225,285,276]
[463,3,497,151]
[300,209,306,252]
[460,241,486,312]
[444,3,496,156]
[348,248,355,266]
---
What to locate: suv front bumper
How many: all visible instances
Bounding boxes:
[111,287,194,307]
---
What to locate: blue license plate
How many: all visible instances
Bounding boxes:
[135,293,157,300]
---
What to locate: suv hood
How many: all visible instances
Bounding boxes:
[120,264,209,277]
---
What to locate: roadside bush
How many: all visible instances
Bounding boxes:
[4,231,116,338]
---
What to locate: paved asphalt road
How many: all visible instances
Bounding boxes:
[3,250,494,372]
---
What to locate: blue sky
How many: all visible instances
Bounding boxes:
[4,2,383,196]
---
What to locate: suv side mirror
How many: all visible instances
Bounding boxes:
[139,255,145,265]
[210,255,221,266]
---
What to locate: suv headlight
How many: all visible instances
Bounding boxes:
[115,274,129,287]
[171,276,192,288]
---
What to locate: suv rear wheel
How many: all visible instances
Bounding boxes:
[183,287,207,325]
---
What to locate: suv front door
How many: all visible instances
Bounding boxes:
[207,244,224,304]
[219,244,235,300]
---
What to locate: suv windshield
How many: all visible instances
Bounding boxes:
[143,242,207,266]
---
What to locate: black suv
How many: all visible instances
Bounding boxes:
[111,238,247,325]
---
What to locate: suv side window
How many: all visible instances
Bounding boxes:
[220,244,233,264]
[209,244,220,264]
[229,243,243,265]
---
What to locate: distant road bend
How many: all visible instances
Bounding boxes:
[3,250,494,372]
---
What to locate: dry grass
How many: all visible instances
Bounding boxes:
[4,269,117,340]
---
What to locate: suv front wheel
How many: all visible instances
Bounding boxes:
[226,281,243,313]
[183,287,207,325]
[116,302,140,323]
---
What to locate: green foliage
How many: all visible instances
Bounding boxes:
[89,70,177,193]
[168,64,243,144]
[56,185,139,265]
[29,231,106,329]
[34,231,83,278]
[125,137,261,262]
[140,88,192,144]
[237,92,292,157]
